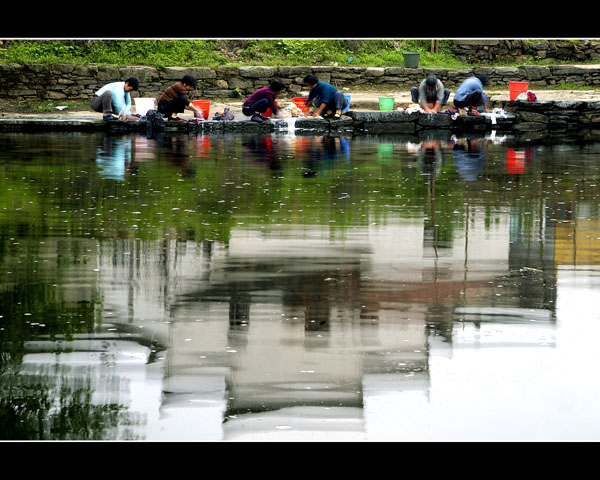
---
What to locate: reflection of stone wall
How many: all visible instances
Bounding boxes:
[3,62,600,102]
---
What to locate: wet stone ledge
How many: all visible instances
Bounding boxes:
[3,101,600,135]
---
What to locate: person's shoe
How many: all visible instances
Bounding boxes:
[103,114,117,121]
[251,113,264,123]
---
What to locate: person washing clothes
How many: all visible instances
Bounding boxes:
[453,74,490,115]
[242,79,287,123]
[91,77,141,121]
[303,74,348,119]
[410,74,450,113]
[157,75,203,121]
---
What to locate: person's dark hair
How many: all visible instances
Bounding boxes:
[181,75,198,88]
[303,74,319,86]
[125,77,139,91]
[425,74,437,87]
[270,79,286,92]
[475,74,489,86]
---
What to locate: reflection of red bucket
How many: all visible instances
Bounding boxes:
[509,81,529,101]
[192,100,211,119]
[198,135,210,148]
[293,97,310,114]
[506,148,525,174]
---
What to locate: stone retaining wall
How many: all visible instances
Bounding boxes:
[452,40,600,64]
[3,63,600,103]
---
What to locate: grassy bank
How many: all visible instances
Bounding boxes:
[0,39,567,69]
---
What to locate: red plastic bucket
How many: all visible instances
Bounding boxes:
[293,97,310,114]
[192,100,211,119]
[509,81,529,101]
[262,100,276,117]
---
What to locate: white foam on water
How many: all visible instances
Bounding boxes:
[277,117,297,136]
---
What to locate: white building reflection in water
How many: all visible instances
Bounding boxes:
[86,196,578,441]
[13,194,600,440]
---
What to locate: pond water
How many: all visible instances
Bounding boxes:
[1,129,600,441]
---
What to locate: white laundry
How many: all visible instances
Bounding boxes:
[480,108,508,125]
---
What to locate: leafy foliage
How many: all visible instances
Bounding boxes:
[0,39,470,68]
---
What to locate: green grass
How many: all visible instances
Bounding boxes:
[0,39,556,69]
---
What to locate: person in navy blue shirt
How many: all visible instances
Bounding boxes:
[303,74,348,119]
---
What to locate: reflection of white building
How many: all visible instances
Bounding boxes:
[89,199,533,439]
[13,198,574,440]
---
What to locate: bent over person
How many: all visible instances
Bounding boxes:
[242,79,286,123]
[157,75,202,121]
[91,77,140,121]
[453,74,490,115]
[303,74,348,119]
[410,74,450,113]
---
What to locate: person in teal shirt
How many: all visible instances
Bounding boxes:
[91,77,140,120]
[303,74,348,119]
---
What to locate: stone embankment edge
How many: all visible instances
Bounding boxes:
[3,100,600,139]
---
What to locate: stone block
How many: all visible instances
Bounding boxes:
[186,67,217,79]
[518,111,549,123]
[417,113,453,127]
[277,66,311,77]
[520,65,551,81]
[349,111,418,123]
[239,66,277,78]
[365,67,385,77]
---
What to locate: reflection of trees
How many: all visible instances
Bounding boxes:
[0,366,137,440]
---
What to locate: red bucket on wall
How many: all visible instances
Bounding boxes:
[509,82,529,101]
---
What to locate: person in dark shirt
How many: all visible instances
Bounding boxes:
[410,74,450,113]
[303,74,348,119]
[158,75,203,121]
[242,79,287,123]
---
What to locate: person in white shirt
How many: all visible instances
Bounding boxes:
[91,77,141,120]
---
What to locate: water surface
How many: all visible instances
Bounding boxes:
[1,129,600,441]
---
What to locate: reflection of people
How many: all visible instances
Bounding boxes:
[242,79,286,123]
[410,75,450,113]
[157,75,202,121]
[452,137,488,181]
[95,136,132,181]
[453,74,489,115]
[303,74,348,119]
[91,77,140,121]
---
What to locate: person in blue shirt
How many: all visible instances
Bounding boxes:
[453,74,489,115]
[91,77,140,121]
[303,74,348,119]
